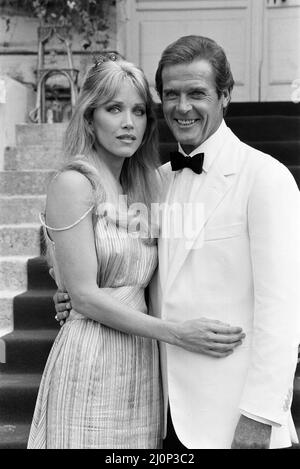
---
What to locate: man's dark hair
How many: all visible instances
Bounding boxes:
[155,35,235,110]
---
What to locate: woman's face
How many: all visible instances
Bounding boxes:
[92,80,147,161]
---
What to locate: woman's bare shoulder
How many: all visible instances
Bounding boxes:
[50,169,93,192]
[46,170,94,228]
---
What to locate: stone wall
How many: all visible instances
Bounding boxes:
[0,2,117,88]
[0,2,118,161]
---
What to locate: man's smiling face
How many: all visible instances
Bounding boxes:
[161,59,230,153]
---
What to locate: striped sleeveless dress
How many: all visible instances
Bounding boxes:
[27,203,163,449]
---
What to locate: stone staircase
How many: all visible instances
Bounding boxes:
[0,124,66,335]
[0,103,299,449]
[0,123,66,447]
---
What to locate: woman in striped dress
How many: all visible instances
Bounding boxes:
[27,54,211,449]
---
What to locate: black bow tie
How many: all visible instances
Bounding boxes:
[170,151,204,174]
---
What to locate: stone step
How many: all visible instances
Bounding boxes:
[0,256,31,291]
[0,372,41,423]
[0,170,55,196]
[288,166,300,190]
[0,290,24,337]
[227,116,300,142]
[4,145,64,171]
[27,256,56,290]
[0,224,41,256]
[0,423,30,449]
[0,195,46,224]
[250,141,300,166]
[0,328,58,373]
[16,123,67,147]
[13,289,59,330]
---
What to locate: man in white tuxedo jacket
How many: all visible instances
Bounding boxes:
[150,35,300,449]
[53,35,300,449]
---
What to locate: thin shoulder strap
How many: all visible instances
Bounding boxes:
[39,205,94,232]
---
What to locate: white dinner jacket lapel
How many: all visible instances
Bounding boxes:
[157,166,175,293]
[163,129,241,298]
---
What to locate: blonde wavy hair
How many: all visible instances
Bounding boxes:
[59,54,161,240]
